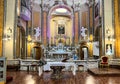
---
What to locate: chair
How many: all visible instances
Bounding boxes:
[100,56,109,70]
[6,76,13,83]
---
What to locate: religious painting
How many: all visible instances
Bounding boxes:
[58,25,65,34]
[106,44,112,55]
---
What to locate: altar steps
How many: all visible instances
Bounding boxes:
[88,68,120,76]
[7,71,120,84]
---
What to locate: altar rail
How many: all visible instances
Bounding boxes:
[6,59,99,73]
[7,59,43,76]
[109,59,120,69]
[67,59,99,71]
[109,59,120,65]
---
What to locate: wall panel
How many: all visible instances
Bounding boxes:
[115,0,120,58]
[74,12,79,44]
[0,0,4,56]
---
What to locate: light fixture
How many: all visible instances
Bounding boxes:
[7,27,12,34]
[89,34,93,42]
[106,28,112,41]
[55,8,67,13]
[27,35,32,42]
[3,27,12,40]
[106,28,111,35]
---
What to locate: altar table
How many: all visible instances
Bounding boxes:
[43,62,77,75]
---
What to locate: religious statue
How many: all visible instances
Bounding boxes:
[80,27,87,39]
[34,27,41,40]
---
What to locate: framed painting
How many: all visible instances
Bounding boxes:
[58,25,65,34]
[106,44,112,55]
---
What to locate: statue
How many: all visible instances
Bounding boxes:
[80,27,87,39]
[34,27,41,40]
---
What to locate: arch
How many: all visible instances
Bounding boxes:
[48,4,74,17]
[47,4,74,44]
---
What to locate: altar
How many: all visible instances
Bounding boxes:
[43,62,77,75]
[49,49,72,60]
[49,50,71,55]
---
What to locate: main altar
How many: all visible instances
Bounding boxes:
[43,43,77,75]
[44,43,74,61]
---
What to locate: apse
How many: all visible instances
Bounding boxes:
[48,6,73,46]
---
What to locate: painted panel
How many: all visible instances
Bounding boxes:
[43,12,47,45]
[3,0,16,59]
[115,0,120,57]
[75,12,79,44]
[33,11,41,27]
[80,12,88,41]
[104,0,114,57]
[0,0,4,56]
[90,7,93,28]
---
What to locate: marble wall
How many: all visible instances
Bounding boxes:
[0,0,4,57]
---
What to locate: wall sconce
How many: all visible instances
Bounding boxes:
[3,27,12,40]
[106,28,112,41]
[27,35,32,42]
[89,34,93,42]
[106,28,111,34]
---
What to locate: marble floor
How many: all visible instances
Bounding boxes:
[6,69,120,84]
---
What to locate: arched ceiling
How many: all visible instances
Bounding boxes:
[51,7,71,16]
[31,0,89,12]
